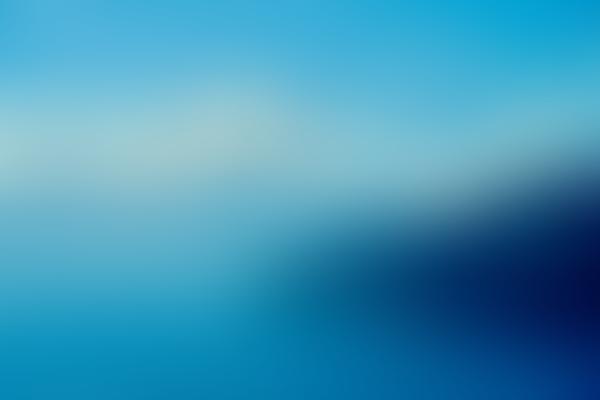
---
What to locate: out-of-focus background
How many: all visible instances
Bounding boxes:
[0,1,598,398]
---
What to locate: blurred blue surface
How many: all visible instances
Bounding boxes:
[0,1,599,398]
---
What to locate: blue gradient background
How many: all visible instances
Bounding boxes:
[0,1,599,398]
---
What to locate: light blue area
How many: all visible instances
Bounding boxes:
[1,1,599,108]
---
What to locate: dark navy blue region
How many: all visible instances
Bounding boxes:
[277,168,600,399]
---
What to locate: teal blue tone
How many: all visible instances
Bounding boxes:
[0,1,598,398]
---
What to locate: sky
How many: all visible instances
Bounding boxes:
[2,1,600,110]
[0,0,598,193]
